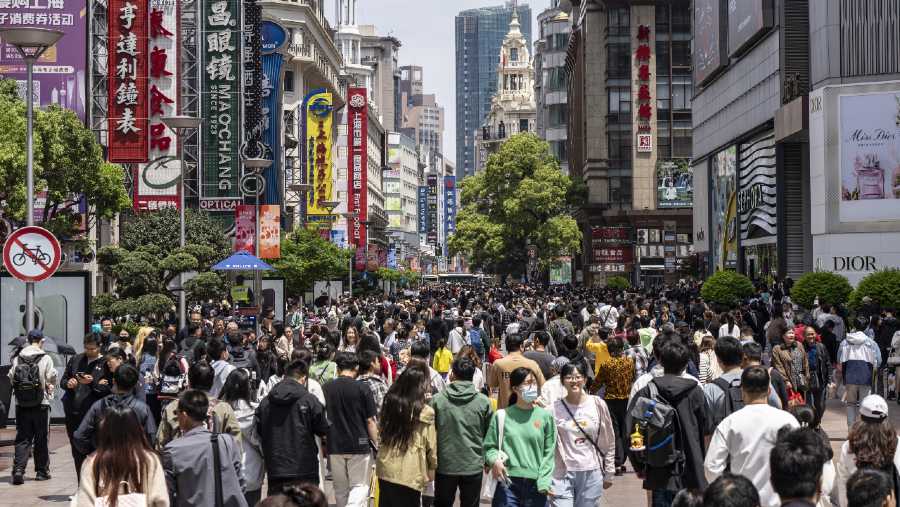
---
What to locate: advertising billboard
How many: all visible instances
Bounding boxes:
[426,174,438,246]
[385,196,401,211]
[234,205,255,253]
[259,23,285,206]
[443,176,457,254]
[693,0,725,86]
[839,91,900,223]
[134,0,180,211]
[259,204,280,258]
[347,88,368,258]
[417,185,428,234]
[738,131,777,240]
[712,145,738,270]
[0,0,87,121]
[304,89,334,216]
[200,0,242,211]
[728,0,773,57]
[549,257,572,285]
[107,0,149,162]
[657,160,693,208]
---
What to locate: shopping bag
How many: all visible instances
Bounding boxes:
[481,409,507,501]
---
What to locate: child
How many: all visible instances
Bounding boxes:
[432,338,452,380]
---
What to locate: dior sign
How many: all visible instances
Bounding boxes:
[815,256,878,272]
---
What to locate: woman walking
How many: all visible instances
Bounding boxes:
[483,366,557,507]
[551,362,615,507]
[698,336,723,385]
[772,328,810,407]
[593,338,634,475]
[220,369,266,506]
[802,325,831,428]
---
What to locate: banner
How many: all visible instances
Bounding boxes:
[234,205,255,253]
[657,160,693,208]
[427,174,438,246]
[259,21,286,205]
[200,0,241,211]
[549,257,572,285]
[108,0,148,162]
[134,0,179,211]
[443,176,456,256]
[259,204,280,258]
[417,185,428,234]
[242,0,262,153]
[712,146,738,271]
[0,0,87,121]
[347,87,368,267]
[304,90,334,215]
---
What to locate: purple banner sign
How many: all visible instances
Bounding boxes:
[0,0,88,121]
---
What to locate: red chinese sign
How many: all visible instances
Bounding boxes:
[635,23,653,152]
[347,87,368,269]
[108,0,149,162]
[591,226,632,242]
[593,246,635,264]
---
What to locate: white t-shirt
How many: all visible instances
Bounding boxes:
[552,396,602,473]
[719,323,741,339]
[704,404,799,507]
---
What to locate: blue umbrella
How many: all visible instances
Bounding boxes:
[211,251,274,271]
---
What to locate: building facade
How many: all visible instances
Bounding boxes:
[455,1,532,181]
[534,1,571,174]
[385,132,421,250]
[399,65,445,161]
[475,9,537,173]
[359,25,402,132]
[566,0,694,287]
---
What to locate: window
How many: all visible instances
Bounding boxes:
[608,88,631,114]
[549,104,568,127]
[672,78,691,110]
[657,82,670,115]
[672,41,691,68]
[283,71,294,92]
[656,41,670,75]
[510,47,518,62]
[520,119,529,133]
[608,43,631,78]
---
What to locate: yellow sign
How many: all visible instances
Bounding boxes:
[231,285,250,303]
[306,91,334,216]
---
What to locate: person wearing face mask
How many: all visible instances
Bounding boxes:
[483,367,557,506]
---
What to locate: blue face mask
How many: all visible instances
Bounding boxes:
[521,386,539,403]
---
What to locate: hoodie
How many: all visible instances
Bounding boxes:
[74,392,157,455]
[430,380,493,475]
[626,374,711,491]
[254,378,330,480]
[210,359,235,398]
[838,331,881,386]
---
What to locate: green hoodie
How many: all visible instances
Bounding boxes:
[430,380,493,475]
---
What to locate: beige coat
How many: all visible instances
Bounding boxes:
[76,451,169,506]
[376,404,438,492]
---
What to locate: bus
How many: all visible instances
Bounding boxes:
[422,273,497,285]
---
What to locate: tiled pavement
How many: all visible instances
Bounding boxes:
[0,398,894,506]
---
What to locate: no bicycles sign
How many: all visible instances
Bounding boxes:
[2,226,62,283]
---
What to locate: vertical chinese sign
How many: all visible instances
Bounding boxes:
[634,23,653,153]
[417,185,428,236]
[443,176,456,257]
[259,21,286,205]
[259,204,280,258]
[426,174,438,247]
[233,204,255,253]
[304,90,334,220]
[134,0,179,210]
[108,0,149,162]
[200,0,241,212]
[347,87,368,268]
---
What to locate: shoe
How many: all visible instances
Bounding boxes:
[615,466,624,476]
[35,472,51,481]
[11,474,23,486]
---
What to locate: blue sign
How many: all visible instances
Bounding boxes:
[418,185,429,234]
[443,176,457,256]
[387,248,397,269]
[260,21,287,54]
[261,53,284,204]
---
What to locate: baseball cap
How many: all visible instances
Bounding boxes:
[860,394,889,421]
[27,329,44,340]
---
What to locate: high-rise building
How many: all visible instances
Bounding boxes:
[455,1,532,181]
[534,1,571,175]
[399,65,445,161]
[359,25,402,131]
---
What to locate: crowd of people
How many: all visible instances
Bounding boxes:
[6,280,900,507]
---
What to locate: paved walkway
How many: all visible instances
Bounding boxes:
[0,398,893,505]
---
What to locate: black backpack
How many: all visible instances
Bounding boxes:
[11,354,46,408]
[711,376,744,427]
[629,379,685,472]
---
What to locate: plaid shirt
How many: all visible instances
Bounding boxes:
[625,344,650,378]
[357,373,389,414]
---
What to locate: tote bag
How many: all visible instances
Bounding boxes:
[481,409,507,501]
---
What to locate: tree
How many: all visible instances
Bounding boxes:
[791,271,853,310]
[849,269,900,311]
[606,276,631,291]
[271,227,353,296]
[0,79,130,239]
[701,270,754,308]
[448,133,582,277]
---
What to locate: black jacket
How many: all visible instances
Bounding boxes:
[73,392,157,455]
[60,353,106,419]
[626,375,711,491]
[254,378,330,480]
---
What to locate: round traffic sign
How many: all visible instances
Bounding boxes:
[3,226,62,283]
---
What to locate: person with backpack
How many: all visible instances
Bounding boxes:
[209,338,237,399]
[8,329,57,485]
[703,337,781,430]
[469,316,487,362]
[156,338,189,410]
[227,330,262,390]
[625,339,711,506]
[61,333,106,481]
[309,342,337,384]
[704,366,800,507]
[74,362,157,454]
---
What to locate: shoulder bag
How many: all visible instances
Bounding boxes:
[211,433,224,507]
[561,395,607,462]
[480,409,507,501]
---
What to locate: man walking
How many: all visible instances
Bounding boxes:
[163,389,248,507]
[60,333,106,480]
[8,329,57,485]
[431,357,492,507]
[255,358,330,494]
[487,333,545,409]
[157,361,241,449]
[324,352,379,507]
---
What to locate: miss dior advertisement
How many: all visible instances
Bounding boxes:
[839,91,900,222]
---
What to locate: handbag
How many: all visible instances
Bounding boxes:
[560,395,607,462]
[480,409,507,501]
[787,387,806,408]
[94,481,148,507]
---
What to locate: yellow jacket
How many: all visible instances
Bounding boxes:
[376,404,438,492]
[432,347,453,374]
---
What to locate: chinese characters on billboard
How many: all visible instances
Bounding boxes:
[234,205,255,253]
[259,204,280,258]
[259,21,286,206]
[426,174,438,246]
[591,226,633,272]
[108,0,149,162]
[417,185,428,234]
[443,176,456,255]
[634,23,653,152]
[304,90,334,218]
[347,88,368,265]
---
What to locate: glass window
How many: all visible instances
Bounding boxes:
[283,71,294,92]
[510,47,518,62]
[672,41,691,68]
[608,43,630,78]
[520,119,529,133]
[656,41,670,75]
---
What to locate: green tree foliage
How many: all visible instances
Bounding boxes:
[701,270,755,308]
[94,209,230,321]
[271,227,352,296]
[448,133,582,277]
[0,79,130,239]
[849,269,900,310]
[791,271,853,309]
[606,276,631,291]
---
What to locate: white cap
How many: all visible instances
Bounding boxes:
[860,394,889,420]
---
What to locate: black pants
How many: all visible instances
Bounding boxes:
[245,489,262,506]
[606,398,628,467]
[267,475,319,497]
[434,472,482,507]
[14,405,50,475]
[146,393,162,427]
[64,412,88,480]
[807,385,826,428]
[379,478,421,506]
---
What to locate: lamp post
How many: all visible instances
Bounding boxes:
[243,157,272,325]
[161,115,201,331]
[0,27,64,332]
[288,183,312,226]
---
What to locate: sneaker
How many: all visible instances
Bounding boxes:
[35,472,51,481]
[11,474,23,486]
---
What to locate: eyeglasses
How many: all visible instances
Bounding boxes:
[563,375,585,382]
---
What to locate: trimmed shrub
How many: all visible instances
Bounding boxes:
[849,269,900,310]
[700,270,754,307]
[606,275,631,291]
[791,271,853,309]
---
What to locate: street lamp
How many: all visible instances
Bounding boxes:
[161,115,201,331]
[0,27,64,332]
[243,157,272,322]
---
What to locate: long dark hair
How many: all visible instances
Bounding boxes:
[849,418,898,470]
[220,368,253,404]
[378,363,429,453]
[92,406,155,507]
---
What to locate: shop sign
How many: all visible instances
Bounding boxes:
[634,23,653,152]
[108,0,149,162]
[347,88,368,258]
[738,132,776,239]
[444,176,456,254]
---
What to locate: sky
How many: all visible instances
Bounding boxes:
[326,0,551,166]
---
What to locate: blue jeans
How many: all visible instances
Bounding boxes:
[492,477,547,507]
[549,470,604,507]
[651,489,676,507]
